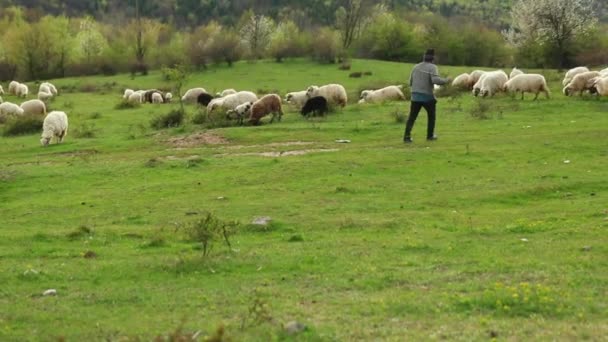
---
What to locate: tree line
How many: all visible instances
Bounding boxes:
[0,1,605,81]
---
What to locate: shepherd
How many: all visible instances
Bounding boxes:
[404,49,450,143]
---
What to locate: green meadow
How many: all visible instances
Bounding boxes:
[0,59,607,341]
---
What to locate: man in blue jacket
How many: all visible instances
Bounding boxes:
[404,49,450,143]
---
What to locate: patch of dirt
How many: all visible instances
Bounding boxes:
[217,148,339,158]
[53,149,100,157]
[226,141,314,150]
[168,131,229,148]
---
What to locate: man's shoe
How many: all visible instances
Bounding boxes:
[404,137,413,143]
[427,135,438,141]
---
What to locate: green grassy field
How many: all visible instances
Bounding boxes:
[1,59,607,341]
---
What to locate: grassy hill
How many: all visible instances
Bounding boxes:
[0,59,607,340]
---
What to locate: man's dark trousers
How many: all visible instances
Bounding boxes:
[404,100,436,140]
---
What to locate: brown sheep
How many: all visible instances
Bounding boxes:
[247,94,283,125]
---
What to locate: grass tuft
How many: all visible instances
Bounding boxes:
[151,109,185,129]
[2,115,44,136]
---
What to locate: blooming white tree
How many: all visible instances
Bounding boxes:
[239,12,275,59]
[76,16,108,64]
[504,0,598,68]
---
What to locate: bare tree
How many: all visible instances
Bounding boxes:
[504,0,598,69]
[335,0,369,50]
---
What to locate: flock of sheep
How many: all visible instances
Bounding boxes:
[0,81,68,146]
[451,66,608,99]
[0,64,605,147]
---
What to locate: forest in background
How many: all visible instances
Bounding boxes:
[0,0,606,81]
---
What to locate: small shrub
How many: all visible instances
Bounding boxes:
[470,100,492,120]
[89,112,102,119]
[288,234,304,242]
[391,108,407,124]
[191,110,207,125]
[182,212,239,257]
[151,109,185,129]
[349,72,362,78]
[115,100,140,110]
[145,158,163,168]
[2,115,44,137]
[339,61,351,70]
[193,109,241,129]
[363,71,373,76]
[72,123,98,138]
[66,225,94,240]
[434,85,462,98]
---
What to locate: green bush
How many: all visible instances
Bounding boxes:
[151,109,185,129]
[2,115,44,137]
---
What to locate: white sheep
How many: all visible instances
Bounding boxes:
[207,91,257,114]
[591,76,608,96]
[165,92,173,102]
[479,70,508,97]
[128,92,143,104]
[151,92,164,104]
[306,84,347,107]
[39,84,51,94]
[40,111,68,146]
[0,102,24,121]
[509,67,524,79]
[503,74,550,100]
[563,71,600,96]
[216,89,237,97]
[451,73,472,89]
[284,90,308,108]
[123,89,134,99]
[469,70,486,86]
[600,68,608,77]
[21,99,47,116]
[41,82,58,96]
[562,66,590,86]
[16,83,28,98]
[359,85,405,103]
[8,81,20,95]
[181,87,207,103]
[38,91,53,102]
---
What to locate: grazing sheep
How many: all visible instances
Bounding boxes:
[216,89,237,97]
[143,89,164,103]
[41,82,58,96]
[359,85,405,103]
[128,92,143,104]
[509,67,524,79]
[479,70,508,97]
[123,89,134,99]
[8,81,19,95]
[21,99,47,116]
[226,102,252,125]
[503,74,550,100]
[0,102,24,120]
[165,92,173,102]
[451,73,472,89]
[599,68,608,77]
[591,76,608,96]
[301,96,328,117]
[306,84,347,107]
[182,87,207,103]
[16,83,28,98]
[284,90,308,108]
[151,92,164,104]
[469,70,486,87]
[37,91,53,102]
[562,66,590,86]
[197,93,214,106]
[39,84,51,94]
[40,111,68,146]
[248,94,283,125]
[207,91,258,114]
[563,71,600,96]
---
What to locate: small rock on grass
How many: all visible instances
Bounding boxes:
[284,321,306,335]
[252,216,272,226]
[43,289,57,296]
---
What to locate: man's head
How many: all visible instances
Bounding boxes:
[423,48,435,63]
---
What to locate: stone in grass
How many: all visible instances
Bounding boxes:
[43,289,57,296]
[252,216,272,226]
[283,321,307,335]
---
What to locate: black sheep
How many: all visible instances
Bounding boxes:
[301,96,328,117]
[143,89,165,103]
[197,93,214,106]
